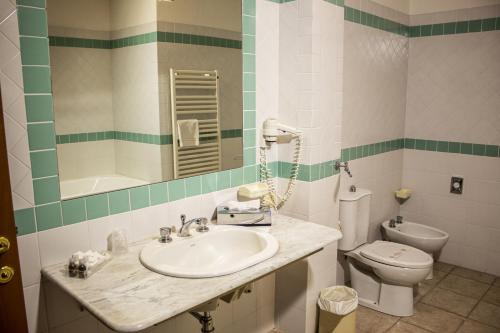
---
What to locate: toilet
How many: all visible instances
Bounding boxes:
[339,189,433,317]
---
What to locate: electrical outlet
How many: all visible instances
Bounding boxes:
[450,176,463,194]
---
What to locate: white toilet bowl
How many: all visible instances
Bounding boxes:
[346,241,433,317]
[382,220,449,279]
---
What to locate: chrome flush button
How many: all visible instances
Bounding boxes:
[450,176,463,194]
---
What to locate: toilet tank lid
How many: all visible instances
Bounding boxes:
[360,241,433,269]
[339,188,372,201]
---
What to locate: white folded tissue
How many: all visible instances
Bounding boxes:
[224,200,260,211]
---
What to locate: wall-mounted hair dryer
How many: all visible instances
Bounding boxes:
[260,118,303,210]
[262,118,302,143]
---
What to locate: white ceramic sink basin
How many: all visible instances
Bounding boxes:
[140,226,279,278]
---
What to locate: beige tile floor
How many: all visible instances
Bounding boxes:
[356,262,500,333]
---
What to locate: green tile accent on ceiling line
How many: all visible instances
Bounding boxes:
[268,0,498,38]
[49,31,242,50]
[345,6,409,37]
[409,17,500,37]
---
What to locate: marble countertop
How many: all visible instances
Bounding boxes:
[42,214,342,332]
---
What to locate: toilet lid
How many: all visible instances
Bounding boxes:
[360,241,433,269]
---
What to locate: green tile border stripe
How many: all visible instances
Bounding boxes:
[269,0,499,38]
[276,160,339,182]
[276,137,499,183]
[55,131,171,145]
[404,138,500,157]
[55,129,243,145]
[49,31,242,50]
[221,129,243,139]
[409,17,500,38]
[14,0,257,235]
[345,6,409,37]
[341,138,405,162]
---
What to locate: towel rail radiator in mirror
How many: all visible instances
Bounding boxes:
[170,69,222,179]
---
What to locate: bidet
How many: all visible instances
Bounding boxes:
[382,218,449,254]
[382,218,449,279]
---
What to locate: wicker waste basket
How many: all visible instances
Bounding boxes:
[318,286,358,333]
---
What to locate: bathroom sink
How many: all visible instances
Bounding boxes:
[139,226,279,278]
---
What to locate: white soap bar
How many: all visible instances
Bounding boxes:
[238,183,269,200]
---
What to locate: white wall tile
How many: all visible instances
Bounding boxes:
[405,31,500,144]
[130,203,169,243]
[51,47,113,134]
[17,233,42,288]
[38,222,91,267]
[23,283,49,333]
[342,22,408,148]
[88,212,132,251]
[57,140,116,181]
[401,150,500,273]
[0,6,34,210]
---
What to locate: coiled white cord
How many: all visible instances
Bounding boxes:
[260,134,303,210]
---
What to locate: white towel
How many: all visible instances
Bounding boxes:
[177,119,199,147]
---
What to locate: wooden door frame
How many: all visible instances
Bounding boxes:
[0,88,29,331]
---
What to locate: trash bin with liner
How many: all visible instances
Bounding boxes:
[318,286,358,333]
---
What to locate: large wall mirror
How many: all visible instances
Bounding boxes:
[47,0,243,200]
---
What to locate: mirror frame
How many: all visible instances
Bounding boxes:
[14,0,256,233]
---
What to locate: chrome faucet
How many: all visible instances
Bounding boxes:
[389,219,397,228]
[396,215,403,224]
[178,215,209,237]
[335,161,352,177]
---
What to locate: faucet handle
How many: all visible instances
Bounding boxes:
[389,219,396,228]
[396,216,403,224]
[195,218,209,233]
[159,227,172,243]
[180,214,186,225]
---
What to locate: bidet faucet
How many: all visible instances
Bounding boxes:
[389,219,396,228]
[178,215,209,237]
[396,216,403,224]
[335,161,352,177]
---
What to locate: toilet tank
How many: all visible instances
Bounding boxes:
[338,188,372,251]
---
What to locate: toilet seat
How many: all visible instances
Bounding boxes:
[360,241,433,269]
